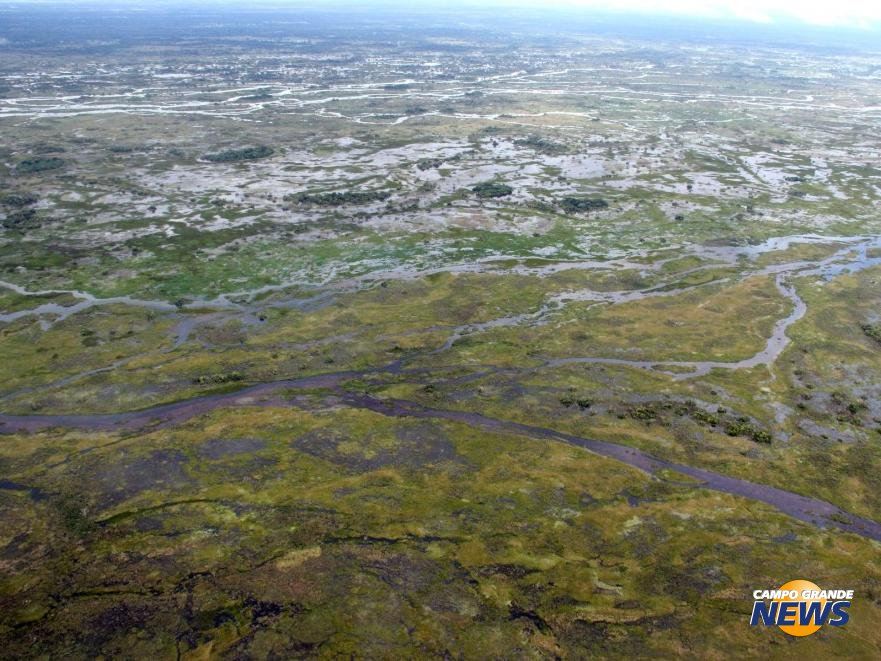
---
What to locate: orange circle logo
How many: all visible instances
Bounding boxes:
[774,579,824,637]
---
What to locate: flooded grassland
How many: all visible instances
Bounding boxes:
[2,8,881,658]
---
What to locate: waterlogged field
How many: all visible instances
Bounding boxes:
[1,5,881,657]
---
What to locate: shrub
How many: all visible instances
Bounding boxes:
[692,410,719,426]
[752,430,772,444]
[289,190,392,206]
[724,420,753,437]
[1,208,38,229]
[861,323,881,345]
[472,181,513,198]
[630,406,658,421]
[241,92,274,101]
[560,197,608,214]
[514,135,566,155]
[1,193,38,207]
[31,144,66,154]
[417,153,462,170]
[193,372,244,385]
[203,145,273,163]
[16,157,64,173]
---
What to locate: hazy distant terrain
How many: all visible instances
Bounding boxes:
[1,5,881,657]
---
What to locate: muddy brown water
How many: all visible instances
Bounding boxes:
[2,369,880,543]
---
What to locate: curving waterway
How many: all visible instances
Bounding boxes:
[1,366,880,543]
[3,234,881,541]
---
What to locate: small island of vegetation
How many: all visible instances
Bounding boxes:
[16,157,65,174]
[472,181,513,198]
[560,196,609,213]
[203,145,274,163]
[288,190,392,206]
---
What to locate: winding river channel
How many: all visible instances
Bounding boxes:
[1,366,881,542]
[3,233,881,542]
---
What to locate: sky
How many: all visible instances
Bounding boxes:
[7,0,881,32]
[480,0,881,29]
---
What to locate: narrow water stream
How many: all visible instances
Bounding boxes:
[1,369,880,542]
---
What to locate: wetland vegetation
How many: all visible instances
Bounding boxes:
[203,146,275,163]
[1,3,881,658]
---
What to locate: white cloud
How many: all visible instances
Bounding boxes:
[508,0,881,28]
